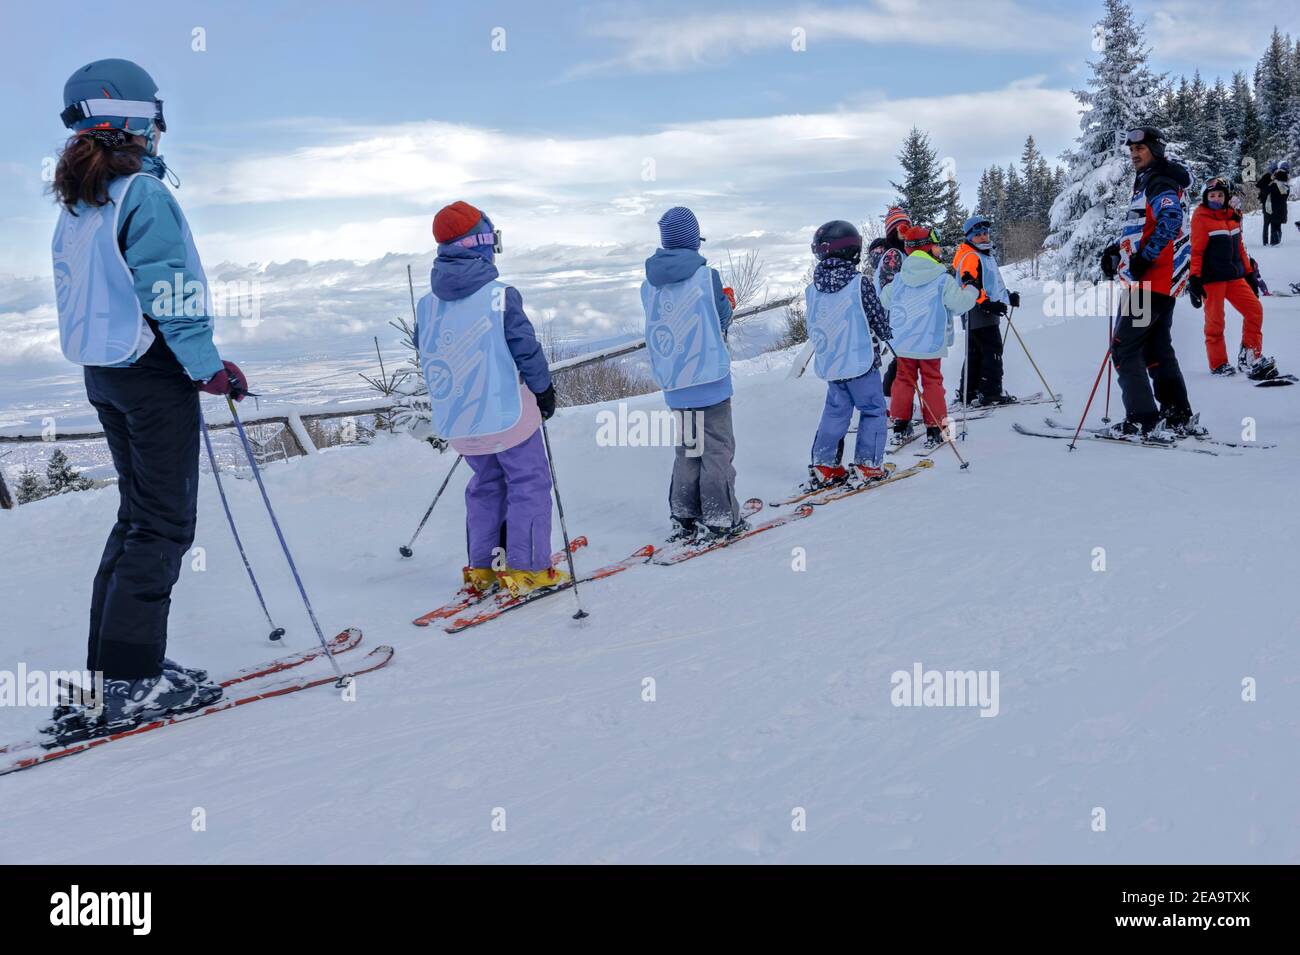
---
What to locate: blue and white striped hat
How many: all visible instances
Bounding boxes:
[657,206,705,250]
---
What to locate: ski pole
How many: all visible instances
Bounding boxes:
[1004,308,1062,412]
[540,420,588,620]
[199,411,286,642]
[912,364,970,470]
[1068,341,1114,451]
[399,454,462,558]
[1103,315,1114,424]
[226,397,348,684]
[961,320,972,441]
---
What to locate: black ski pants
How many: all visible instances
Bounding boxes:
[83,348,200,680]
[959,324,1004,402]
[1111,289,1192,429]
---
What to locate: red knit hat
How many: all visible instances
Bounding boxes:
[902,225,940,254]
[433,201,483,244]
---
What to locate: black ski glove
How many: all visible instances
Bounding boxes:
[534,384,557,420]
[1187,276,1204,309]
[987,300,1009,317]
[1100,243,1121,279]
[1008,291,1020,308]
[1128,251,1153,280]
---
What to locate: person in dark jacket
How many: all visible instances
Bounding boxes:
[1099,127,1199,439]
[1256,161,1290,246]
[1188,178,1266,375]
[952,214,1021,405]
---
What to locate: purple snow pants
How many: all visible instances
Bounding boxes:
[464,428,553,572]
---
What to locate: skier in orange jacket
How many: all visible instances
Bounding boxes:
[1187,177,1268,377]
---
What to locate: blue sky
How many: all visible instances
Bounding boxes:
[0,0,1285,376]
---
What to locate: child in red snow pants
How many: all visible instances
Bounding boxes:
[1202,278,1263,370]
[889,357,947,425]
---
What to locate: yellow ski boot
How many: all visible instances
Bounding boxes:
[497,565,572,598]
[460,566,499,598]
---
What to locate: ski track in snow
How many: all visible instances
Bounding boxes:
[1,233,1297,863]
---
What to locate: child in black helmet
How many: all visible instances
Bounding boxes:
[802,220,894,489]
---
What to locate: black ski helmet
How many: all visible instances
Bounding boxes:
[812,220,862,263]
[1201,176,1232,204]
[1125,126,1166,158]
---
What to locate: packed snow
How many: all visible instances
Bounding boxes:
[0,220,1297,863]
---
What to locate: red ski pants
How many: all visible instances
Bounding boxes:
[889,357,947,426]
[1203,278,1263,370]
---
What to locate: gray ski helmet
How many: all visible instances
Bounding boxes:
[962,214,992,238]
[1125,126,1166,158]
[812,220,862,263]
[61,59,165,138]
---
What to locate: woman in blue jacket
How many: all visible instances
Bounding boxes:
[46,59,240,740]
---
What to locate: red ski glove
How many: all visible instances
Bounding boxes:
[199,361,249,401]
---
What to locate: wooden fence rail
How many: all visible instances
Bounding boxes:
[0,294,797,457]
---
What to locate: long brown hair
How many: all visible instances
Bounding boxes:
[51,133,146,212]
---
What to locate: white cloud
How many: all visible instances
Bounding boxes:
[571,0,1081,76]
[1145,1,1280,64]
[179,78,1079,266]
[1,77,1083,374]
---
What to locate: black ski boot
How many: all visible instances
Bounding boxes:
[1246,355,1279,382]
[1107,419,1175,444]
[888,420,915,449]
[46,671,223,746]
[1211,363,1236,377]
[922,426,945,450]
[701,519,750,543]
[1164,411,1209,438]
[667,516,698,543]
[163,658,209,683]
[989,393,1019,405]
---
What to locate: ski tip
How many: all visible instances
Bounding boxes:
[569,536,588,550]
[633,544,656,558]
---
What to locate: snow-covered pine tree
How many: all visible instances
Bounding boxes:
[1004,164,1027,226]
[15,467,45,505]
[1254,29,1292,157]
[890,127,945,226]
[977,166,1008,249]
[1229,71,1265,188]
[938,173,969,247]
[44,448,92,495]
[1045,0,1165,281]
[1286,36,1300,160]
[1193,79,1233,182]
[1018,136,1043,226]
